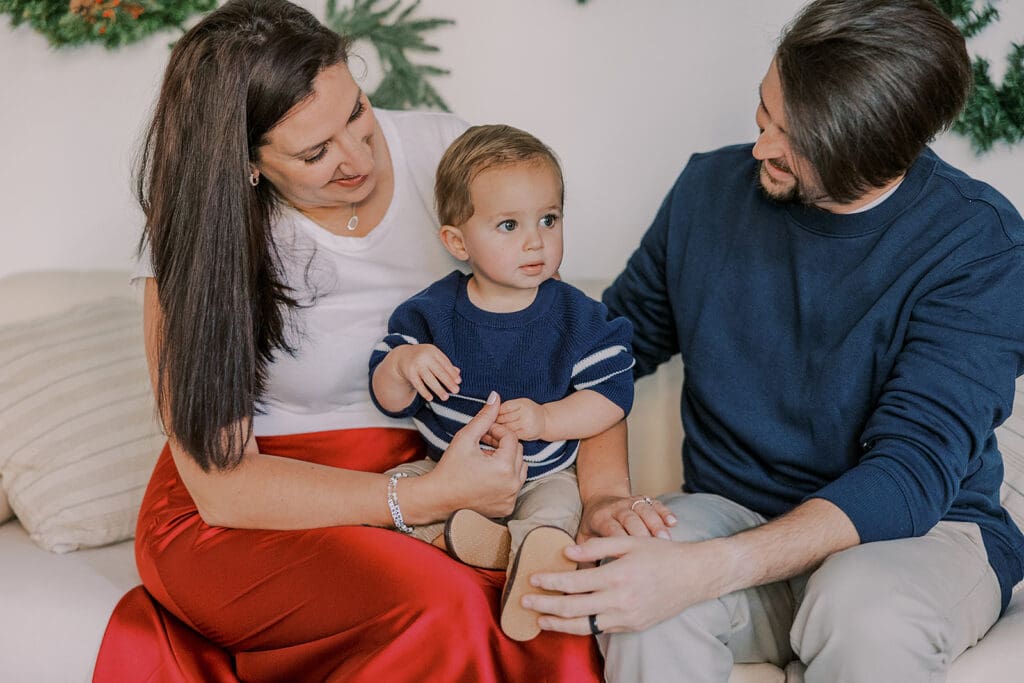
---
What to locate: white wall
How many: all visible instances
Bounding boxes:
[1,0,1021,280]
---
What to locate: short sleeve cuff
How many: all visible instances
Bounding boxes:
[579,373,635,416]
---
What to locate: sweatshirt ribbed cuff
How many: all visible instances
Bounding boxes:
[809,462,915,543]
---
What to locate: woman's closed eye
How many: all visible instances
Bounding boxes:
[302,99,367,164]
[304,143,329,164]
[349,98,367,123]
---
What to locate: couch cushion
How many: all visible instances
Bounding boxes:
[0,520,139,682]
[0,298,164,553]
[997,379,1024,531]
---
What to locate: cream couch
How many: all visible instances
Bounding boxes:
[0,271,1022,682]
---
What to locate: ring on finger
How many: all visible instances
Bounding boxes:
[629,495,655,512]
[588,613,603,636]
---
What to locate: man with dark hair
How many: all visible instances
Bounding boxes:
[527,1,1024,680]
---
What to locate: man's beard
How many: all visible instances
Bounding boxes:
[757,160,827,206]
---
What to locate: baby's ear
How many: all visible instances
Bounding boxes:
[439,225,470,261]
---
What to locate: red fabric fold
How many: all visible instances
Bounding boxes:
[94,428,601,682]
[95,587,236,682]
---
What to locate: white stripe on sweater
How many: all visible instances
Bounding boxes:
[375,334,420,353]
[574,359,636,391]
[523,439,568,462]
[412,418,450,451]
[526,443,579,477]
[427,401,474,425]
[572,345,629,378]
[451,393,488,404]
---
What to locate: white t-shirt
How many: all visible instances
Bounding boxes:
[134,109,469,436]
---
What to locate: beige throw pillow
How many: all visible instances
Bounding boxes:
[0,486,11,524]
[0,298,164,553]
[998,378,1024,532]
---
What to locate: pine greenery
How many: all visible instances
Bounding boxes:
[0,0,215,49]
[934,0,1023,152]
[326,0,453,111]
[3,0,1020,149]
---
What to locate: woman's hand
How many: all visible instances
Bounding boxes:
[429,392,527,518]
[392,344,461,401]
[523,535,730,635]
[578,494,677,543]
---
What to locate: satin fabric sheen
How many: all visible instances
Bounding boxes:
[93,428,601,682]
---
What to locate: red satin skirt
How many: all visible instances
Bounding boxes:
[93,428,601,682]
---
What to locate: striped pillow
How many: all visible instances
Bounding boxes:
[0,298,164,553]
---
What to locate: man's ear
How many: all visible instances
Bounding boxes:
[439,225,470,261]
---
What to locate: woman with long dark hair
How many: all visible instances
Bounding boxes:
[91,0,630,679]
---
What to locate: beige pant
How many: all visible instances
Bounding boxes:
[386,459,581,561]
[601,492,1001,683]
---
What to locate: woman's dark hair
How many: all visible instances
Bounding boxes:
[138,0,350,470]
[776,0,971,203]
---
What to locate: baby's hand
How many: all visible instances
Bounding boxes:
[393,344,461,401]
[496,398,547,441]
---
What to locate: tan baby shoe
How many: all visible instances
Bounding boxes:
[500,526,577,641]
[443,509,512,570]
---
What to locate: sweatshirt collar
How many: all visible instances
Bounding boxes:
[783,148,936,238]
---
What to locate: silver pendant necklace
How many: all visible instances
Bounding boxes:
[346,201,359,231]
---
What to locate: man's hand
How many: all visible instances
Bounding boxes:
[392,344,461,401]
[528,498,860,636]
[523,535,732,635]
[496,397,548,440]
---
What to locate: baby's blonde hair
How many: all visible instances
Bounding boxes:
[435,124,564,227]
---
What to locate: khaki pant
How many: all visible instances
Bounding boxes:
[386,459,581,561]
[600,492,1001,683]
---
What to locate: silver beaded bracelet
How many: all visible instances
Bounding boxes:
[387,472,414,534]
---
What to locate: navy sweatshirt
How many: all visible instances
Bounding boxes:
[604,144,1024,610]
[370,271,635,479]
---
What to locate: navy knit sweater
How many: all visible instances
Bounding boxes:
[604,144,1024,610]
[370,271,635,480]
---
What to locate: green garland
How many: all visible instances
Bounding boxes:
[7,0,1019,148]
[934,0,1023,152]
[0,0,215,49]
[326,0,453,112]
[1,0,456,111]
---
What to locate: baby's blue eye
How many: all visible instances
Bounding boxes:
[540,214,559,228]
[497,219,517,232]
